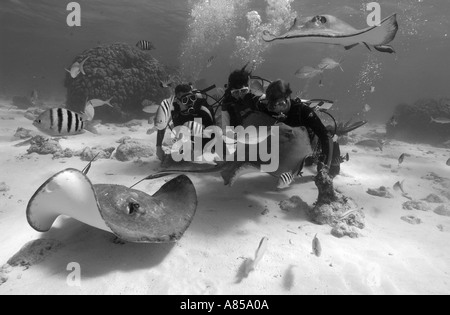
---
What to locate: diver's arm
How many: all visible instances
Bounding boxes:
[301,106,332,167]
[156,128,166,147]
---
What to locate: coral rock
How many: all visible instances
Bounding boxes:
[434,204,450,217]
[65,43,169,122]
[402,200,430,211]
[115,139,154,162]
[27,136,62,155]
[401,215,422,225]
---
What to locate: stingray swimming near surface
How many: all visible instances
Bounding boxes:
[263,14,398,53]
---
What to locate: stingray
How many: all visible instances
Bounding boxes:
[26,166,198,243]
[135,112,314,189]
[262,14,398,53]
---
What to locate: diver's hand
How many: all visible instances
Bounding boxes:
[156,146,166,161]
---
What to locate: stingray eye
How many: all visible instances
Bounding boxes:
[127,202,141,215]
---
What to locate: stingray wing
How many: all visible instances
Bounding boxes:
[95,175,198,243]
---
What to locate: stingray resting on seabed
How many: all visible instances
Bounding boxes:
[26,161,198,243]
[134,112,314,190]
[263,14,399,54]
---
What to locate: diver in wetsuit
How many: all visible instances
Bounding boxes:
[261,80,341,177]
[155,84,215,161]
[221,66,261,129]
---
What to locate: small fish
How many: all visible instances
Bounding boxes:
[446,158,450,166]
[319,79,324,87]
[245,237,269,275]
[334,153,350,164]
[66,56,90,79]
[206,56,216,68]
[33,108,97,136]
[355,139,383,151]
[249,79,266,96]
[30,89,39,106]
[312,234,322,257]
[390,116,398,127]
[363,104,371,113]
[142,100,159,114]
[393,180,405,194]
[370,86,376,93]
[295,66,324,79]
[136,40,155,51]
[277,172,294,189]
[87,97,114,108]
[318,57,344,72]
[398,153,406,165]
[431,117,450,124]
[82,104,95,121]
[374,45,396,54]
[159,79,174,89]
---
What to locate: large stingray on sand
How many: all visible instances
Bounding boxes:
[262,14,399,53]
[27,167,198,243]
[139,112,314,189]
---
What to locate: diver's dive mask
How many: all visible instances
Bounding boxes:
[178,93,197,106]
[230,86,250,100]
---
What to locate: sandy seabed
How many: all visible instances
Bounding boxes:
[0,101,449,295]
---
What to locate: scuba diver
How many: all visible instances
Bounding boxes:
[221,65,262,129]
[261,80,341,177]
[155,84,215,161]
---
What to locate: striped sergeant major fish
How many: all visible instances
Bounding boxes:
[136,40,155,51]
[184,120,204,138]
[277,172,295,189]
[155,97,175,130]
[33,108,97,136]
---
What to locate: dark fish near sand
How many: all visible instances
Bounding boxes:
[312,234,322,257]
[398,153,406,165]
[136,40,155,51]
[446,158,450,166]
[33,108,96,136]
[263,14,398,53]
[26,168,197,243]
[393,180,405,194]
[355,139,383,151]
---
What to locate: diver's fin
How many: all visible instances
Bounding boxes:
[344,43,359,50]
